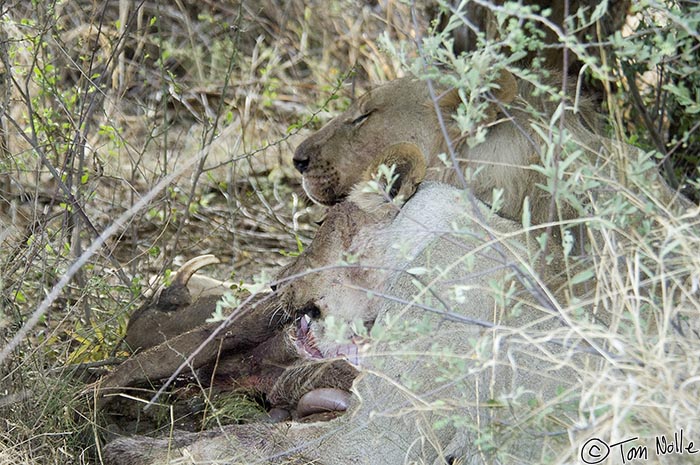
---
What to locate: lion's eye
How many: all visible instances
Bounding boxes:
[350,111,372,125]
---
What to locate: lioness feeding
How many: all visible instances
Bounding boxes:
[293,73,690,232]
[104,144,605,465]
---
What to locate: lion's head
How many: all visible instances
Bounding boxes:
[293,73,606,227]
[293,78,443,205]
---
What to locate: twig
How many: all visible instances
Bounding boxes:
[0,118,246,365]
[621,62,680,189]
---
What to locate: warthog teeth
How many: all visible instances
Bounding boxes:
[298,314,311,334]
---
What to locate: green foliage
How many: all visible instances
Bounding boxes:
[279,235,305,257]
[373,2,699,462]
[202,392,266,429]
[361,161,405,203]
[616,1,700,193]
[207,291,241,323]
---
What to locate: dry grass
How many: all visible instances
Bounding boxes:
[571,187,700,464]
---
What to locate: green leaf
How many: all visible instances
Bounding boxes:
[570,269,594,285]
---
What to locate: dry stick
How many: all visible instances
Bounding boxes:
[67,3,113,317]
[342,280,617,361]
[203,69,353,173]
[139,258,405,408]
[139,261,353,408]
[0,38,11,184]
[410,6,467,191]
[140,292,272,411]
[621,63,680,190]
[541,0,570,278]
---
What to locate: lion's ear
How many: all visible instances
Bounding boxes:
[368,142,427,200]
[439,70,518,122]
[349,142,427,214]
[493,70,517,105]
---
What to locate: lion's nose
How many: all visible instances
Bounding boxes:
[292,147,310,174]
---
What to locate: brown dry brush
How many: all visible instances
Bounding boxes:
[0,0,418,463]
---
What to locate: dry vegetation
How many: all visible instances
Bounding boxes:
[1,1,699,464]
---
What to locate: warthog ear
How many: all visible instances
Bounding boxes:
[439,69,517,123]
[349,142,427,214]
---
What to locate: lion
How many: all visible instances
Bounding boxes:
[293,72,691,237]
[104,143,604,465]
